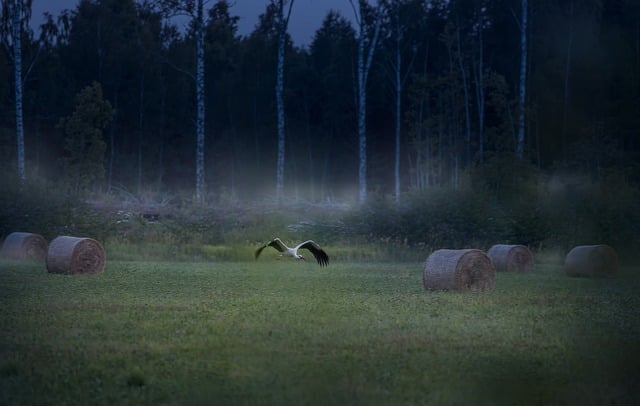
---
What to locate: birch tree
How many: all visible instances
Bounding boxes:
[473,2,486,164]
[516,0,527,159]
[272,0,294,205]
[408,51,430,190]
[350,0,382,204]
[382,0,419,202]
[135,1,163,194]
[392,4,403,202]
[455,21,471,166]
[194,0,206,201]
[160,0,207,202]
[11,0,23,182]
[1,0,31,184]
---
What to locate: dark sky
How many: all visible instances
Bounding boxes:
[31,0,357,47]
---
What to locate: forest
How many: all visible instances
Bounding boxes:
[1,0,639,254]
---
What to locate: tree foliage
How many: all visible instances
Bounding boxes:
[57,81,114,194]
[0,0,637,203]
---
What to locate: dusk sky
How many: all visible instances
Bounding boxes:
[30,0,357,47]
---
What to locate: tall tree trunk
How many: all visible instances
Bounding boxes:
[474,7,485,164]
[415,91,430,190]
[320,129,334,200]
[275,0,294,205]
[516,0,528,159]
[561,1,574,160]
[445,34,457,186]
[414,96,424,189]
[394,9,401,202]
[304,89,315,202]
[390,2,416,202]
[352,0,381,204]
[195,0,205,202]
[357,30,367,204]
[227,91,238,198]
[11,0,25,184]
[419,42,430,189]
[414,86,427,190]
[438,96,444,185]
[425,95,431,187]
[108,92,118,191]
[275,30,285,204]
[158,85,166,187]
[137,75,144,194]
[253,96,261,172]
[456,24,472,166]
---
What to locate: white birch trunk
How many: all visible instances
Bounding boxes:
[274,0,294,205]
[353,0,381,204]
[304,89,315,201]
[420,43,430,188]
[357,25,367,204]
[437,97,444,185]
[275,32,285,204]
[195,0,205,202]
[137,75,144,194]
[394,43,401,202]
[394,8,401,203]
[562,31,573,160]
[474,8,485,164]
[516,0,527,159]
[12,0,25,183]
[456,25,472,165]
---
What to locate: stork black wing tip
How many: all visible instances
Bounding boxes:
[255,243,268,260]
[318,252,329,267]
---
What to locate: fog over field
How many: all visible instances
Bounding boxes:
[1,0,638,255]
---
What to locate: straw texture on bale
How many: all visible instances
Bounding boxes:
[46,236,106,275]
[1,232,48,260]
[564,244,618,278]
[423,249,496,292]
[487,244,534,272]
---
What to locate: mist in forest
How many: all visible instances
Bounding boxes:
[1,0,638,256]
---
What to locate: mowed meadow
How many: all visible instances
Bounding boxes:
[1,255,639,405]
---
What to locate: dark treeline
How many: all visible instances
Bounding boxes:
[1,0,639,203]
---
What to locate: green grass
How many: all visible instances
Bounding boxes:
[1,258,639,405]
[103,240,430,263]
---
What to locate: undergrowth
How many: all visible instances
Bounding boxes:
[1,175,639,262]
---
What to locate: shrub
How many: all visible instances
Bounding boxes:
[547,172,640,255]
[342,187,497,249]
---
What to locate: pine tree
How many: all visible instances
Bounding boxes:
[57,82,115,194]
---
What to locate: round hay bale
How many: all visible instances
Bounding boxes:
[1,232,48,260]
[46,236,106,275]
[423,249,495,292]
[564,244,618,278]
[487,244,534,273]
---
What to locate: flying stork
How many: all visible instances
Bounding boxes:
[255,238,329,267]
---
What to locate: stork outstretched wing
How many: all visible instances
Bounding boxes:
[298,240,329,267]
[255,237,288,259]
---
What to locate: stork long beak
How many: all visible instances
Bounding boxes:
[299,255,306,261]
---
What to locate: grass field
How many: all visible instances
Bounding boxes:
[1,257,639,405]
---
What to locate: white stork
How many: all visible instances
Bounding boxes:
[255,238,329,267]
